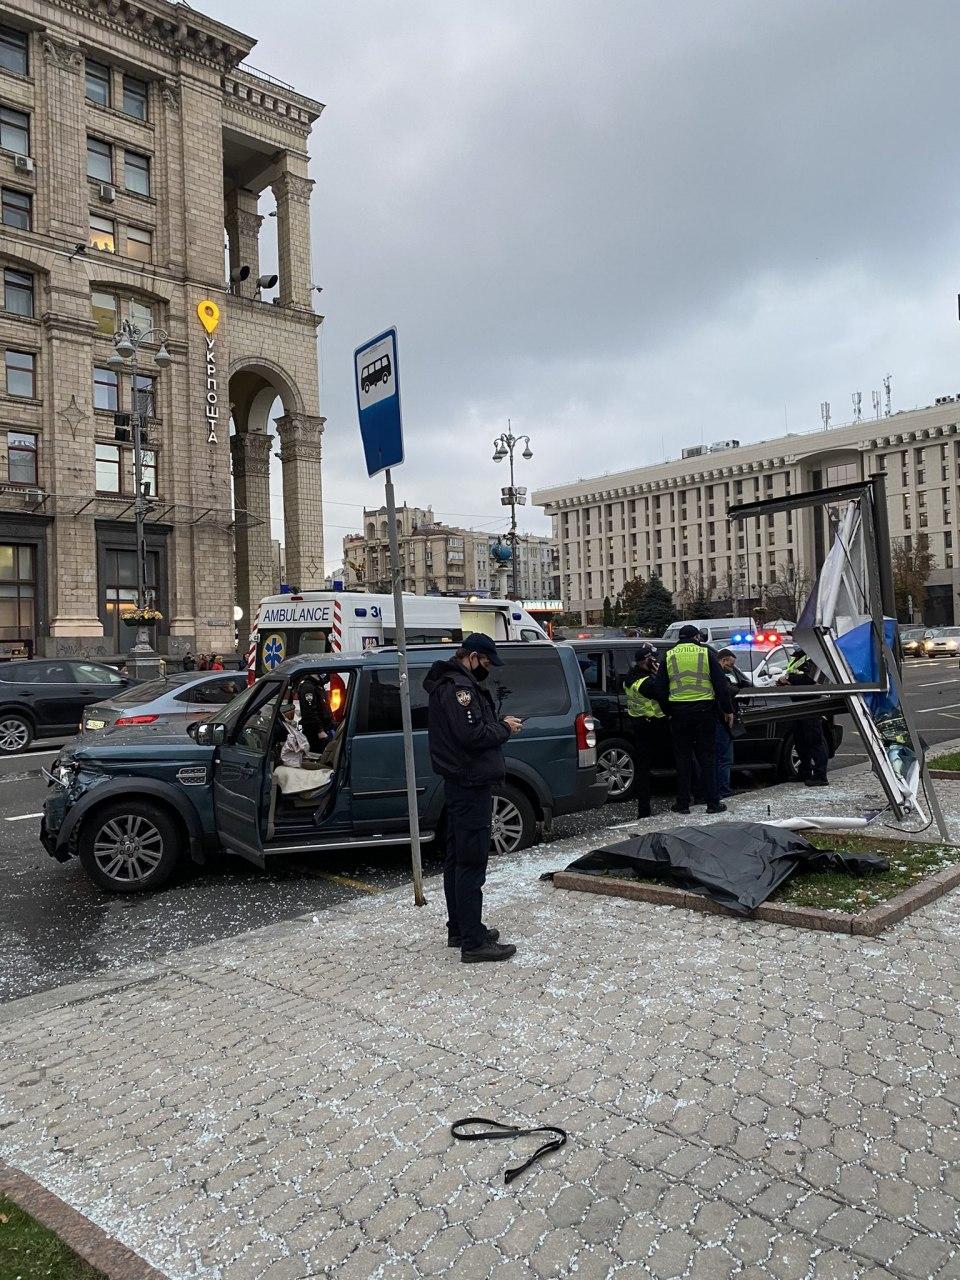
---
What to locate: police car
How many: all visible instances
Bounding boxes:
[716,631,795,687]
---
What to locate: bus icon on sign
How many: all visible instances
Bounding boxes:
[361,355,392,394]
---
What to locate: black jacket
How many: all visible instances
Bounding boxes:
[424,658,510,787]
[641,644,734,716]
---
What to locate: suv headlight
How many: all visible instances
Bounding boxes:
[53,760,77,788]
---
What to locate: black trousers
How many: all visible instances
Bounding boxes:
[794,717,828,782]
[670,703,719,809]
[443,780,493,950]
[630,716,658,816]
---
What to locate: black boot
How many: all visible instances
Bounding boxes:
[461,941,517,963]
[448,927,500,948]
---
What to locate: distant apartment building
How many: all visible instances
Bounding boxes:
[533,400,960,624]
[343,503,558,600]
[472,532,559,600]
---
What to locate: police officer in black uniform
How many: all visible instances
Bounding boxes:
[424,634,522,963]
[777,647,830,786]
[296,673,335,754]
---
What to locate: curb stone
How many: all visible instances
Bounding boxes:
[553,861,960,935]
[0,1162,168,1280]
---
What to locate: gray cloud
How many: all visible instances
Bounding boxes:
[207,0,960,563]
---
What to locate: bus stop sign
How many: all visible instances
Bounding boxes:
[354,327,403,477]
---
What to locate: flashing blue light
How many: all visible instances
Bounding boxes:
[354,607,368,617]
[732,633,743,642]
[512,612,522,620]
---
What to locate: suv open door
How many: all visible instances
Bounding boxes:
[212,679,283,866]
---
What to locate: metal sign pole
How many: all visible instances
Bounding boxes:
[384,468,426,906]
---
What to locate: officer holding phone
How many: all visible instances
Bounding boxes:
[424,634,523,964]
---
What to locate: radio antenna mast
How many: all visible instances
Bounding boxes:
[872,389,881,419]
[820,400,831,432]
[852,391,862,423]
[883,374,892,418]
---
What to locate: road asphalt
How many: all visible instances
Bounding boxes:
[0,656,958,1004]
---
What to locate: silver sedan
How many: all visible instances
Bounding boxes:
[81,671,246,735]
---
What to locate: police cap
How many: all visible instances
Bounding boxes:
[462,632,504,666]
[634,643,658,662]
[678,624,701,641]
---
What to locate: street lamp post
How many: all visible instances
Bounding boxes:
[492,421,533,600]
[107,319,171,675]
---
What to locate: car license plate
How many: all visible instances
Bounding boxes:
[84,718,106,730]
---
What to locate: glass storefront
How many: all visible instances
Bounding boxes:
[0,542,35,656]
[102,546,158,652]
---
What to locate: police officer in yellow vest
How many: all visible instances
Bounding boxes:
[643,624,734,814]
[623,643,663,820]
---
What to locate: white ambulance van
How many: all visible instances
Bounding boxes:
[252,592,549,674]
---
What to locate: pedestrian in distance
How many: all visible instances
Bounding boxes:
[424,633,523,964]
[643,624,733,815]
[209,654,225,671]
[622,643,663,820]
[715,648,749,800]
[197,654,209,671]
[181,650,196,672]
[777,647,829,786]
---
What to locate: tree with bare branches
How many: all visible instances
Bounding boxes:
[891,534,934,623]
[765,562,815,621]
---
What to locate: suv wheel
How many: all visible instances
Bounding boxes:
[489,784,536,855]
[79,801,181,893]
[0,713,32,754]
[597,740,637,801]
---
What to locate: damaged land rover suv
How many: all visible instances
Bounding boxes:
[42,642,606,892]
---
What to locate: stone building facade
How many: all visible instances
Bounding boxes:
[534,401,960,624]
[0,0,324,658]
[343,503,558,600]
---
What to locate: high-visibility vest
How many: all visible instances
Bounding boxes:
[666,643,713,702]
[784,654,807,678]
[625,679,665,720]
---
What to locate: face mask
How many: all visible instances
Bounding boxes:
[472,658,490,682]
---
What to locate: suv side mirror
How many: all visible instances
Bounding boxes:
[189,721,226,745]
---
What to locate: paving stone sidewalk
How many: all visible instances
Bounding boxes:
[1,765,959,1279]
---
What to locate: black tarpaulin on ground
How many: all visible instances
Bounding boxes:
[563,822,888,915]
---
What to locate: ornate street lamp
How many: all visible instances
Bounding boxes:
[110,318,170,674]
[492,421,533,600]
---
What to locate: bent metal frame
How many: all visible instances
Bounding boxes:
[728,473,949,839]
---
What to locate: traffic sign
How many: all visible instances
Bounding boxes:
[354,327,403,478]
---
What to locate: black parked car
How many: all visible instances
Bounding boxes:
[0,659,136,754]
[569,639,844,801]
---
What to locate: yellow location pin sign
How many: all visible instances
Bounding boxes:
[197,300,220,334]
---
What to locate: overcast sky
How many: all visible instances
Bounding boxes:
[207,0,960,571]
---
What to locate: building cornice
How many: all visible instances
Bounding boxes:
[222,71,323,135]
[57,0,256,72]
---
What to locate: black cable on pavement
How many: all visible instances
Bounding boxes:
[450,1116,568,1184]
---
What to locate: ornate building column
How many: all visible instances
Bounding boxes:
[230,430,275,632]
[40,36,85,240]
[224,188,262,299]
[275,414,325,589]
[272,164,315,308]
